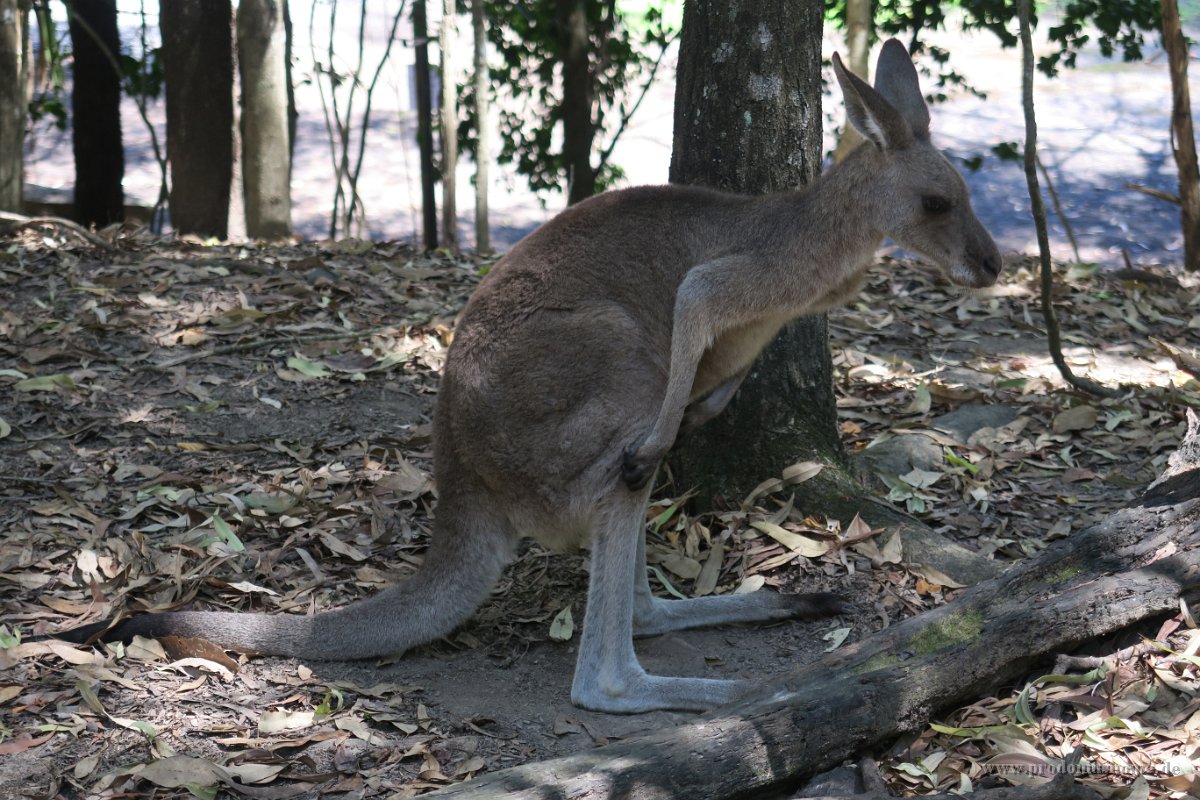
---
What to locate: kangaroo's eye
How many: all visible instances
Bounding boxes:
[922,195,952,214]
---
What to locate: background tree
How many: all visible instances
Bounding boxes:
[1160,0,1198,272]
[667,0,832,508]
[555,0,593,203]
[237,0,292,239]
[472,0,489,252]
[0,0,27,213]
[413,0,437,249]
[161,0,234,238]
[311,2,408,239]
[832,0,870,162]
[440,0,458,247]
[68,0,123,227]
[459,0,676,202]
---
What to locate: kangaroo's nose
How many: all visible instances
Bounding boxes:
[981,251,1001,278]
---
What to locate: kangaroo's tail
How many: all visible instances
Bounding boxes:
[53,499,516,661]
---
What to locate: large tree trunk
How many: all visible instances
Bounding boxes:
[413,0,438,250]
[426,412,1200,800]
[161,0,233,238]
[1161,0,1199,272]
[556,0,595,204]
[0,0,26,213]
[471,0,489,252]
[237,0,292,239]
[440,0,458,249]
[668,0,834,508]
[69,0,123,227]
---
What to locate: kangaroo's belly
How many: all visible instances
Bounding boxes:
[692,315,788,399]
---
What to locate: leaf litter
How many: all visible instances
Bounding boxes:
[0,228,1197,797]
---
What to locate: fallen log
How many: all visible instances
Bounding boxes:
[430,410,1200,800]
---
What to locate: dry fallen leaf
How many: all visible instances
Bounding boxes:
[750,521,830,558]
[1052,404,1099,434]
[549,605,575,641]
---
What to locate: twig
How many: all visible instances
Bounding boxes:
[347,1,409,236]
[1150,336,1200,380]
[595,27,680,173]
[1110,250,1184,290]
[133,0,169,232]
[1035,153,1079,263]
[1017,0,1120,399]
[0,212,116,250]
[1126,182,1181,205]
[0,475,59,485]
[137,324,416,370]
[1054,640,1159,674]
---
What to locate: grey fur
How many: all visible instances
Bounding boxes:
[58,41,1000,714]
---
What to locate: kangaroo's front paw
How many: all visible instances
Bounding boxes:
[621,445,660,491]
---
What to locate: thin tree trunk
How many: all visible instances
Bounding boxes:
[834,0,871,162]
[237,0,293,239]
[440,0,458,249]
[1161,0,1200,272]
[413,0,437,249]
[425,413,1200,800]
[161,0,234,238]
[68,0,123,227]
[668,0,835,509]
[283,0,296,171]
[0,0,26,212]
[1017,0,1117,398]
[556,0,595,204]
[472,0,489,253]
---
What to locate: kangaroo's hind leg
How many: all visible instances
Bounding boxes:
[570,485,745,713]
[632,515,847,639]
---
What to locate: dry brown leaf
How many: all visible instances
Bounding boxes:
[1052,404,1099,434]
[749,521,830,558]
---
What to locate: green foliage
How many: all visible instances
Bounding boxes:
[120,47,163,100]
[28,0,68,130]
[1039,0,1161,75]
[824,0,1161,88]
[457,0,678,199]
[991,140,1021,161]
[29,1,163,130]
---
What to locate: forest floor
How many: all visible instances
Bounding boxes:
[1,228,1199,798]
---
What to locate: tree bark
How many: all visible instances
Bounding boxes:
[161,0,234,238]
[1161,0,1199,272]
[440,0,458,249]
[68,0,123,227]
[556,0,595,204]
[0,0,26,213]
[668,0,835,509]
[472,0,489,252]
[413,0,438,250]
[426,412,1200,800]
[237,0,292,240]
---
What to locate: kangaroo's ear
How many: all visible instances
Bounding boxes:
[832,50,913,151]
[873,38,930,141]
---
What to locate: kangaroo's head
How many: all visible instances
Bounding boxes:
[833,40,1002,289]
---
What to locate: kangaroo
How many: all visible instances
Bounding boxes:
[53,41,1000,714]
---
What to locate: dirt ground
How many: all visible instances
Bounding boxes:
[1,227,1198,798]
